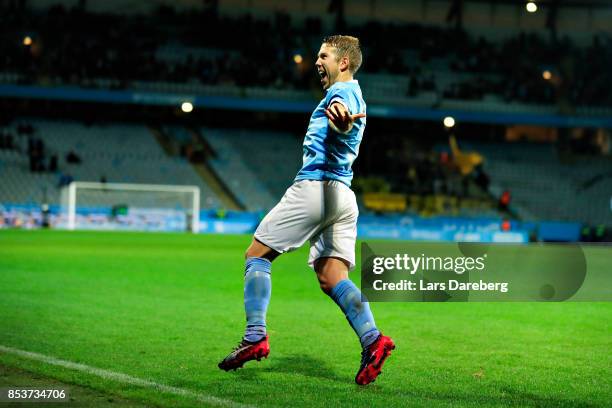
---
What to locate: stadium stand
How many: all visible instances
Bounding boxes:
[0,120,222,208]
[474,142,611,226]
[2,7,612,111]
[201,128,302,210]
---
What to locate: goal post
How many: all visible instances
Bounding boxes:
[60,182,200,233]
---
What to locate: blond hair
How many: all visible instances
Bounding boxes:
[323,35,362,74]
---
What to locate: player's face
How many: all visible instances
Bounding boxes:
[316,44,340,90]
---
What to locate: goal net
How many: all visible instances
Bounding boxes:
[59,182,200,232]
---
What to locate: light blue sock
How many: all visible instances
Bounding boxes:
[330,279,380,348]
[243,257,271,343]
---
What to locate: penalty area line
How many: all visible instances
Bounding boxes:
[0,344,254,408]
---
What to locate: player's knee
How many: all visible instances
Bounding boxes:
[318,276,334,295]
[244,247,264,260]
[245,240,261,259]
[316,269,338,295]
[245,240,279,262]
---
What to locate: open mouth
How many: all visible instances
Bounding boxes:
[318,69,327,84]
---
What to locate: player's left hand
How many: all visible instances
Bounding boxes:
[325,102,366,133]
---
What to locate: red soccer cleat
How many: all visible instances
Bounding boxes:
[218,335,270,371]
[355,334,395,385]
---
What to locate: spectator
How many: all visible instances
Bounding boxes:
[66,150,81,164]
[498,190,511,212]
[49,154,58,172]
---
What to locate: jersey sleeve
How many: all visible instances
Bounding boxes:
[326,85,357,114]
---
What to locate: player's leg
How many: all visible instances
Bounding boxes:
[242,239,279,344]
[313,253,395,386]
[218,238,277,371]
[309,181,394,385]
[240,187,314,345]
[310,183,379,346]
[219,181,322,371]
[314,256,380,350]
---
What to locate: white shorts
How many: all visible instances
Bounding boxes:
[254,179,358,270]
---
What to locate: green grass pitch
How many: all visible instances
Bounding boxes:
[0,230,610,407]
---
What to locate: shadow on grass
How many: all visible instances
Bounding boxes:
[214,353,344,383]
[264,354,344,382]
[203,355,342,382]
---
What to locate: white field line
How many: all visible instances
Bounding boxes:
[0,345,254,408]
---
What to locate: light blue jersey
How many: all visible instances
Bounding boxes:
[294,80,366,187]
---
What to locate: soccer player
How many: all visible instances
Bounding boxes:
[218,35,395,385]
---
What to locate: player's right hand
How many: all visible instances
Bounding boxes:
[325,102,366,134]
